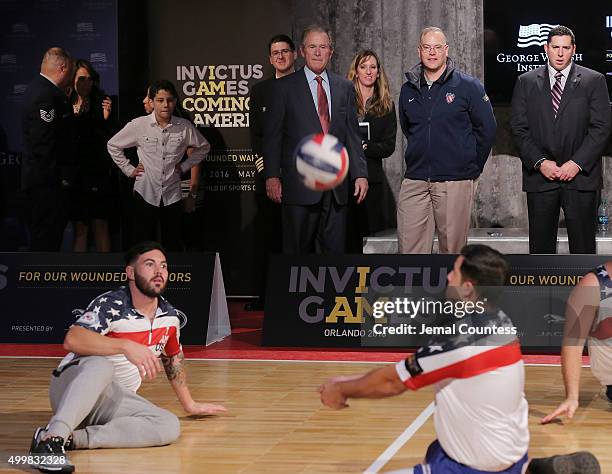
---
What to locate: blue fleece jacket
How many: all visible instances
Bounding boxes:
[398,59,497,181]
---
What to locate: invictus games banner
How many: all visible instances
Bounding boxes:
[0,252,230,345]
[148,0,292,295]
[263,254,610,349]
[0,0,119,248]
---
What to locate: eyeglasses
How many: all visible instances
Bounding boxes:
[271,49,293,58]
[420,44,446,53]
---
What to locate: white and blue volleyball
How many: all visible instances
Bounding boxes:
[294,133,349,191]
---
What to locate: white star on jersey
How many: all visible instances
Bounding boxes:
[107,308,120,317]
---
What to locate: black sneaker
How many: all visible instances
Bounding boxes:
[29,427,75,473]
[529,451,600,474]
[606,385,612,404]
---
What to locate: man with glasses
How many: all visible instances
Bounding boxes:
[263,25,368,254]
[397,27,496,254]
[248,34,296,309]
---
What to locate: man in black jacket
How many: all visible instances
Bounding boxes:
[511,25,611,254]
[21,47,74,251]
[248,34,296,309]
[263,25,368,254]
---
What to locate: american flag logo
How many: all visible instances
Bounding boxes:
[76,22,94,33]
[40,109,55,123]
[445,92,455,104]
[1,54,17,65]
[517,23,558,48]
[606,16,612,28]
[12,23,29,34]
[90,52,107,63]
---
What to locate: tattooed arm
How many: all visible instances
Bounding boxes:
[161,350,226,416]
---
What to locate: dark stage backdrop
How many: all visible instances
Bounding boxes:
[147,0,293,296]
[0,0,119,248]
[484,0,612,105]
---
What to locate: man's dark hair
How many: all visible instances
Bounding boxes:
[125,241,167,266]
[148,79,178,100]
[547,25,575,45]
[268,34,295,54]
[459,244,509,301]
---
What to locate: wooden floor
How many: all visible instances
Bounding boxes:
[0,358,610,473]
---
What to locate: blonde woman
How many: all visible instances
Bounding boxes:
[346,50,396,252]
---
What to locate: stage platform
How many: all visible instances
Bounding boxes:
[363,228,612,254]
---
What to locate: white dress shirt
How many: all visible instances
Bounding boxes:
[107,113,210,207]
[547,62,572,91]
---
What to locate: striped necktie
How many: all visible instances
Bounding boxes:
[551,71,563,118]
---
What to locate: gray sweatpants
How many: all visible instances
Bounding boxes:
[47,356,180,449]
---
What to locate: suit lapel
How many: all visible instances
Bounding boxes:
[328,72,341,133]
[555,64,580,119]
[298,68,324,132]
[537,67,555,123]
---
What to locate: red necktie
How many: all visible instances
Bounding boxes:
[315,76,330,134]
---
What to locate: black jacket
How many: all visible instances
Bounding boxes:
[361,104,397,183]
[21,74,74,190]
[510,63,611,192]
[263,68,368,206]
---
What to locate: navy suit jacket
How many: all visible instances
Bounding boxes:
[262,67,368,206]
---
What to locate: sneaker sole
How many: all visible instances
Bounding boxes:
[551,452,600,474]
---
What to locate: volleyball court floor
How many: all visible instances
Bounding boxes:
[1,304,610,473]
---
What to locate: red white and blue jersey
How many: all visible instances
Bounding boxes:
[58,286,183,392]
[589,264,612,385]
[395,309,529,472]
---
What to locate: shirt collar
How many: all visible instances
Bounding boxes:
[548,62,572,81]
[40,72,59,88]
[122,285,170,318]
[304,65,329,84]
[148,110,177,129]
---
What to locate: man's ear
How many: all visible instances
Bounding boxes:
[126,265,135,281]
[461,280,476,299]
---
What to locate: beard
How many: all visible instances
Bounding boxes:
[134,272,166,297]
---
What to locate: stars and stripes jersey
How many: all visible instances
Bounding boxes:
[589,264,612,385]
[395,309,529,472]
[57,286,183,392]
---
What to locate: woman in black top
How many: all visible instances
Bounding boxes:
[346,50,397,252]
[69,59,113,251]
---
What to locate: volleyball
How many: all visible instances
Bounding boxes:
[294,133,349,191]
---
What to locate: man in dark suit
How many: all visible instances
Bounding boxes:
[21,47,74,251]
[511,25,611,254]
[263,25,368,254]
[249,34,297,309]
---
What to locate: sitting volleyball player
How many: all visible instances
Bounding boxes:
[29,241,226,473]
[319,244,600,474]
[542,262,612,425]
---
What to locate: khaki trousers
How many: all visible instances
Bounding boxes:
[397,178,474,254]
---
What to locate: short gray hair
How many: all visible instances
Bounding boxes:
[420,27,447,45]
[301,24,333,49]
